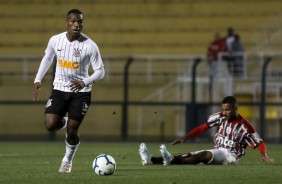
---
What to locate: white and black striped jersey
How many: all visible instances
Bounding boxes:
[34,32,104,92]
[207,112,263,158]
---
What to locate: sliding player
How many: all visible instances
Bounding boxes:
[139,96,274,165]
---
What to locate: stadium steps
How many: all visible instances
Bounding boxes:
[0,0,282,55]
[0,1,281,17]
[1,0,282,138]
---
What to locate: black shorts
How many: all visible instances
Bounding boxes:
[45,89,91,122]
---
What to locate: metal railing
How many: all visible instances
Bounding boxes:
[0,53,282,142]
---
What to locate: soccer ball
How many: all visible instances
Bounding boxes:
[92,154,116,176]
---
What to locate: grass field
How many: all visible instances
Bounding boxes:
[0,142,281,184]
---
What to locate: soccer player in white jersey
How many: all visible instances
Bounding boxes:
[139,96,274,165]
[33,9,105,173]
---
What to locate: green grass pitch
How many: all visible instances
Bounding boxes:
[0,142,281,184]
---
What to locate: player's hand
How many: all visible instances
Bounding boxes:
[260,153,274,163]
[70,80,85,93]
[171,136,188,145]
[33,82,41,101]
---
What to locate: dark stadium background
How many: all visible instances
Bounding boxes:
[0,0,282,143]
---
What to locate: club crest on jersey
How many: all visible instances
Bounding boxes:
[73,48,81,57]
[226,127,232,135]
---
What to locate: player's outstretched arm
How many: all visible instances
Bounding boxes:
[33,82,42,101]
[171,123,210,145]
[171,136,188,145]
[257,142,274,163]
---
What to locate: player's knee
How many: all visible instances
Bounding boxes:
[45,119,58,131]
[200,151,213,163]
[44,114,61,131]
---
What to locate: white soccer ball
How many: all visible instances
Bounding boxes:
[92,154,116,176]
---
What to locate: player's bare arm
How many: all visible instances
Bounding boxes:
[33,82,42,101]
[171,123,210,145]
[171,136,188,145]
[70,80,85,93]
[257,141,274,163]
[260,152,274,163]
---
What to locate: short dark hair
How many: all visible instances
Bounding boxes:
[222,96,237,108]
[67,9,83,17]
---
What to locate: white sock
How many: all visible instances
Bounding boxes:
[62,139,80,164]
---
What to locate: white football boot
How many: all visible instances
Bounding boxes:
[159,144,173,165]
[138,143,151,165]
[58,161,72,173]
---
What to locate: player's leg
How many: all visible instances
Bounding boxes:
[59,118,81,173]
[163,148,237,165]
[59,92,91,173]
[174,148,237,165]
[140,146,235,165]
[44,90,68,131]
[151,151,211,165]
[171,151,213,164]
[138,144,209,165]
[45,114,68,131]
[147,153,210,165]
[150,156,164,164]
[159,145,212,165]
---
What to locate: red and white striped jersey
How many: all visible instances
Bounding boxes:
[207,112,263,158]
[34,32,104,92]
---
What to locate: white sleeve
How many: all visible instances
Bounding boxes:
[82,43,105,85]
[34,37,56,83]
[83,67,105,86]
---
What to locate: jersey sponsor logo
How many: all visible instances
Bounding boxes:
[216,135,234,147]
[73,48,81,57]
[58,58,80,69]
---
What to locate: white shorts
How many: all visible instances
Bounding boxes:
[208,148,238,165]
[191,148,238,165]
